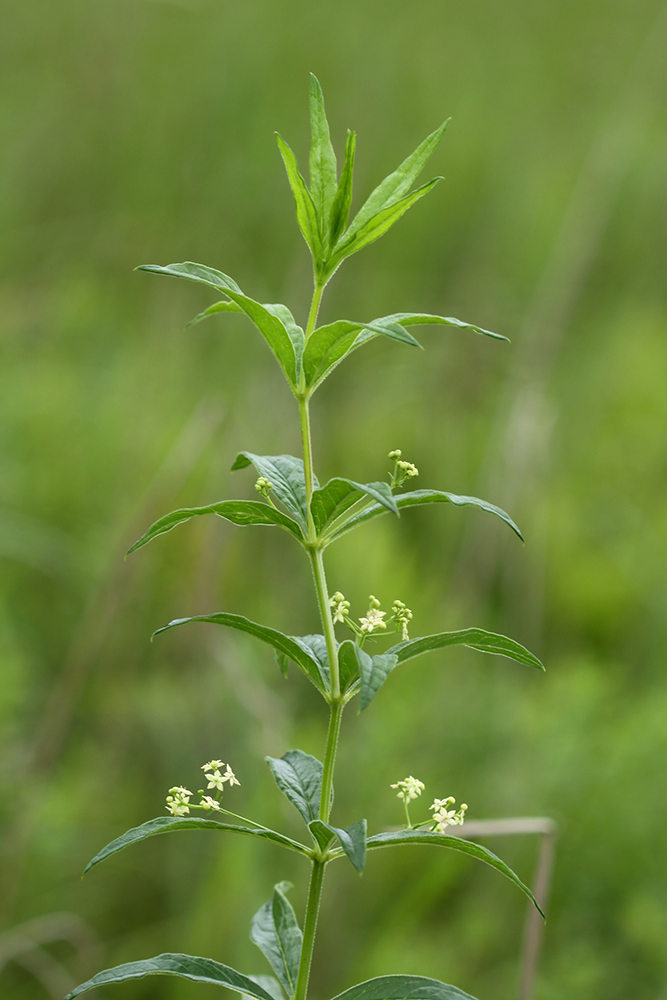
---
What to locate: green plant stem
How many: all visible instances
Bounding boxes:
[319,700,343,820]
[309,547,340,699]
[293,859,326,1000]
[305,283,324,340]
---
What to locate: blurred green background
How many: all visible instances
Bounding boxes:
[1,0,666,998]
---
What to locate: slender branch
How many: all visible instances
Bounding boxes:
[293,860,326,1000]
[309,548,341,700]
[319,701,343,821]
[305,283,324,341]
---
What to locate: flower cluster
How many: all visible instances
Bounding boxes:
[388,449,419,487]
[390,775,425,803]
[391,600,412,641]
[329,591,351,624]
[430,797,467,833]
[359,595,386,633]
[165,760,239,817]
[255,477,273,498]
[390,775,468,832]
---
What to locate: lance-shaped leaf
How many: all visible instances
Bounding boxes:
[266,749,332,824]
[276,134,322,264]
[302,318,421,392]
[309,75,337,238]
[355,628,542,709]
[309,818,367,872]
[251,882,303,997]
[381,311,507,342]
[337,640,365,693]
[329,129,355,246]
[232,453,315,531]
[137,263,303,389]
[329,178,442,267]
[128,500,303,555]
[388,629,544,669]
[153,613,329,695]
[310,478,398,534]
[358,652,399,711]
[187,299,244,327]
[365,829,543,916]
[63,954,279,1000]
[325,489,522,544]
[342,120,449,241]
[83,816,311,875]
[330,973,478,1000]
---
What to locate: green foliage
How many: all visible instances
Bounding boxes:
[251,882,303,997]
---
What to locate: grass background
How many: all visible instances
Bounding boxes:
[1,1,667,998]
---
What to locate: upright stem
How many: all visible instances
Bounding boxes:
[293,279,344,1000]
[293,860,326,1000]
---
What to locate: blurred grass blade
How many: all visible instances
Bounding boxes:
[330,974,477,1000]
[153,613,329,695]
[326,489,523,543]
[366,830,544,916]
[266,750,328,825]
[309,74,337,237]
[329,130,355,245]
[250,882,302,997]
[138,263,302,389]
[310,478,398,534]
[187,300,244,327]
[83,817,311,875]
[63,954,280,1000]
[128,500,303,554]
[231,452,314,529]
[276,134,323,264]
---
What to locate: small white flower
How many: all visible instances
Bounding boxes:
[359,608,386,633]
[202,760,224,773]
[391,600,413,641]
[223,765,240,787]
[206,769,226,791]
[397,460,419,478]
[166,785,192,817]
[199,795,221,811]
[429,796,467,833]
[391,775,425,803]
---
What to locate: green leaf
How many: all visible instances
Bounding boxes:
[137,263,302,389]
[232,453,315,531]
[187,300,244,327]
[244,976,286,1000]
[329,130,355,245]
[343,120,449,239]
[128,501,303,554]
[266,749,331,825]
[153,613,329,695]
[309,818,367,872]
[302,318,421,393]
[330,179,441,267]
[251,882,303,997]
[276,134,322,263]
[310,478,398,535]
[330,974,478,1000]
[309,75,337,238]
[379,311,507,342]
[83,816,311,875]
[325,489,522,543]
[337,640,364,693]
[359,652,399,711]
[388,629,544,669]
[63,954,279,1000]
[365,830,543,916]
